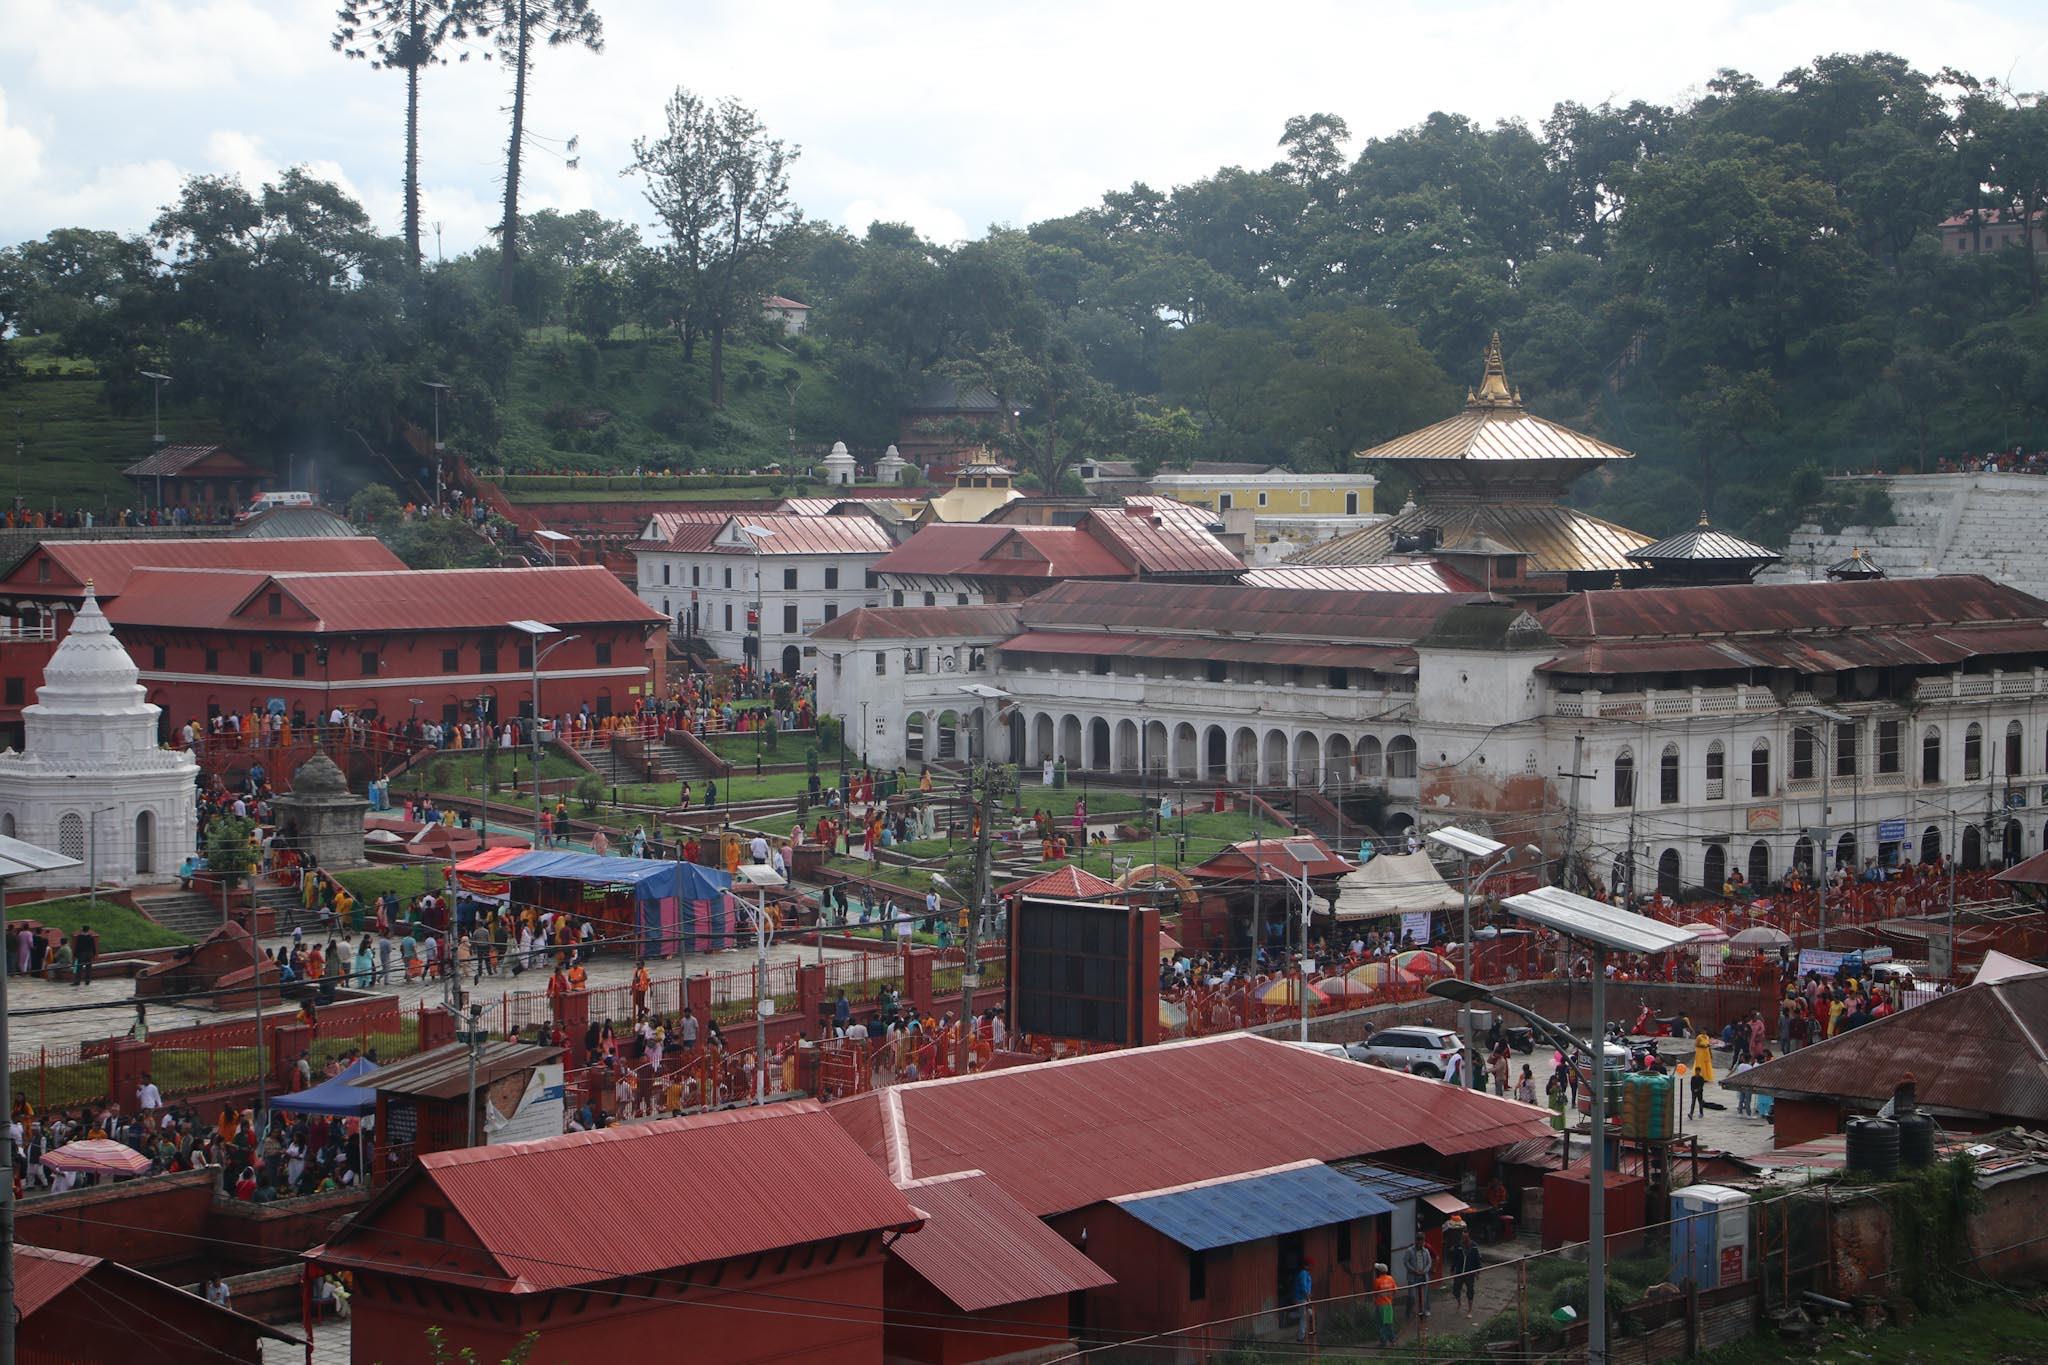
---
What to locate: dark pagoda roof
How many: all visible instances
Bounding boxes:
[1624,514,1781,567]
[1827,547,1886,581]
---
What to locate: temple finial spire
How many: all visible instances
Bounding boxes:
[1469,331,1518,406]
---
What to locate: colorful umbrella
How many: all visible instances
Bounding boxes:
[1728,925,1791,949]
[1393,950,1456,979]
[1314,976,1378,1005]
[42,1138,152,1178]
[1256,976,1329,1008]
[1346,961,1399,987]
[1681,922,1730,944]
[1158,997,1188,1033]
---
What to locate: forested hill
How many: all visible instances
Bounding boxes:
[3,51,2044,543]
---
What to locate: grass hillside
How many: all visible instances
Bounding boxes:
[4,371,228,512]
[493,330,869,476]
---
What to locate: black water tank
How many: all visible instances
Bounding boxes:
[1898,1112,1937,1169]
[1847,1117,1901,1178]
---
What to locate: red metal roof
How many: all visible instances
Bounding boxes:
[828,1034,1554,1217]
[120,443,269,478]
[2,536,403,598]
[810,604,1021,642]
[1242,562,1481,594]
[1186,836,1355,883]
[1728,975,2048,1122]
[995,865,1124,899]
[1018,579,1488,644]
[1539,575,2048,641]
[696,512,896,556]
[404,1102,920,1293]
[13,1245,98,1317]
[1081,507,1243,575]
[893,1171,1114,1311]
[998,629,1417,672]
[873,524,1130,581]
[107,565,663,635]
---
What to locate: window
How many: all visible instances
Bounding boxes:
[595,642,612,665]
[517,643,533,668]
[248,651,263,675]
[891,591,904,607]
[1299,490,1312,509]
[151,645,167,670]
[1835,722,1857,779]
[1923,726,1942,783]
[922,592,936,607]
[1659,743,1680,804]
[2,678,19,706]
[1256,491,1269,507]
[723,604,733,631]
[291,652,306,678]
[266,592,282,616]
[1217,493,1233,511]
[1346,491,1359,515]
[360,651,379,675]
[479,644,497,673]
[874,653,886,676]
[830,654,842,679]
[56,812,83,863]
[442,648,460,671]
[1613,748,1635,807]
[1093,655,1112,676]
[782,567,797,590]
[1878,719,1901,774]
[661,563,671,585]
[865,571,879,590]
[424,1207,445,1241]
[1187,1250,1207,1302]
[2007,721,2024,777]
[204,649,219,673]
[1328,667,1350,691]
[1791,725,1816,781]
[1336,1219,1353,1266]
[824,566,839,589]
[1965,722,1984,781]
[782,605,798,633]
[1705,741,1725,800]
[722,567,732,590]
[956,593,969,605]
[1751,738,1771,795]
[1206,659,1228,683]
[691,565,700,587]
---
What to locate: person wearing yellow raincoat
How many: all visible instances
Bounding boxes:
[1688,1033,1715,1118]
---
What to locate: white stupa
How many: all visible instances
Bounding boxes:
[820,439,857,487]
[0,585,197,889]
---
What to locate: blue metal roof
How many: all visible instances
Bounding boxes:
[1112,1163,1394,1252]
[1331,1162,1455,1203]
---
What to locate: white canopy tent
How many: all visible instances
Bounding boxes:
[1330,851,1466,921]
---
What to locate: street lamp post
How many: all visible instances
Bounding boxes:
[421,381,451,510]
[735,862,785,1104]
[736,524,776,677]
[510,621,578,848]
[1426,828,1541,1088]
[139,371,171,508]
[1805,705,1853,949]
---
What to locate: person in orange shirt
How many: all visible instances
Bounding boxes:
[567,960,588,992]
[1372,1263,1398,1346]
[631,962,651,1018]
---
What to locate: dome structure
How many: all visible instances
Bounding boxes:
[0,587,197,888]
[820,440,857,487]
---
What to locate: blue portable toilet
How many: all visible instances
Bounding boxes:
[1669,1184,1750,1289]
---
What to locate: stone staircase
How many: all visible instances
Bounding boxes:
[1767,473,2048,597]
[135,883,339,942]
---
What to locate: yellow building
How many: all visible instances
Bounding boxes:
[1144,463,1375,518]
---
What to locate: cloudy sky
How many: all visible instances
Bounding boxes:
[3,0,2045,253]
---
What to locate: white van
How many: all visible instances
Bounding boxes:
[244,491,316,517]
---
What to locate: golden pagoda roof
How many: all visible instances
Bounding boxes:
[1355,333,1635,466]
[1293,501,1654,575]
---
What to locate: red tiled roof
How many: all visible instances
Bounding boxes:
[1018,579,1489,643]
[2,537,404,598]
[1186,836,1355,883]
[1242,562,1481,594]
[893,1171,1115,1311]
[346,1102,919,1293]
[809,605,1021,642]
[120,443,269,479]
[1538,575,2048,641]
[763,294,811,310]
[13,1245,98,1317]
[828,1033,1554,1217]
[998,629,1416,672]
[995,865,1123,899]
[873,524,1130,581]
[1082,506,1242,575]
[871,525,1009,577]
[107,565,663,635]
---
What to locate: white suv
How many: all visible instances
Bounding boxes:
[1347,1026,1465,1078]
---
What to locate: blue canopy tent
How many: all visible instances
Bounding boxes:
[456,850,734,958]
[271,1058,379,1117]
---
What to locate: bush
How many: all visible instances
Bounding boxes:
[204,816,257,885]
[574,775,605,813]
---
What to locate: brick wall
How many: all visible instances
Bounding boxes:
[15,1168,217,1271]
[1254,980,1775,1048]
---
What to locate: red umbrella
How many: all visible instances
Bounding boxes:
[42,1138,152,1177]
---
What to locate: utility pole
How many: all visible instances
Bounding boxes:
[956,685,1007,1076]
[753,885,770,1105]
[1558,734,1590,892]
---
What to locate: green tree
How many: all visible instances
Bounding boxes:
[1269,308,1457,469]
[484,0,605,307]
[332,0,485,268]
[380,516,499,567]
[204,816,258,888]
[349,483,403,524]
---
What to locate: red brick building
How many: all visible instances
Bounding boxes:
[313,1101,920,1364]
[13,1243,299,1364]
[0,537,405,746]
[122,443,274,511]
[99,563,666,741]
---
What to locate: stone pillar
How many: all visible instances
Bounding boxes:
[684,974,713,1045]
[555,990,590,1065]
[271,1022,311,1094]
[906,949,934,1019]
[106,1039,153,1112]
[797,962,826,1031]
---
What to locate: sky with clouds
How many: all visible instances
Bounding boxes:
[2,0,2045,255]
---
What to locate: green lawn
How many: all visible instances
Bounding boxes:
[400,749,587,796]
[503,485,825,505]
[0,373,229,508]
[1702,1288,2047,1365]
[17,896,193,951]
[703,730,821,765]
[613,770,820,808]
[333,864,451,904]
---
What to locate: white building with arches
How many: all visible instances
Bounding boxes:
[0,588,197,889]
[810,572,2048,897]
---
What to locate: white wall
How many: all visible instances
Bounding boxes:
[636,549,883,669]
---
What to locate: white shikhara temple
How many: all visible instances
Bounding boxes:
[0,586,196,889]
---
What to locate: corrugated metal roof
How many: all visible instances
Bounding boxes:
[1624,517,1781,565]
[1082,507,1243,575]
[1295,503,1652,573]
[234,506,361,539]
[998,630,1416,672]
[1019,578,1485,644]
[121,444,268,478]
[107,565,663,635]
[1113,1160,1394,1252]
[894,1171,1114,1311]
[810,604,1021,642]
[1330,1161,1456,1201]
[1728,975,2048,1122]
[871,525,1011,577]
[701,513,897,556]
[407,1102,920,1293]
[1358,403,1634,466]
[828,1033,1555,1217]
[3,536,404,597]
[994,865,1123,899]
[13,1245,98,1317]
[976,527,1132,579]
[368,1041,561,1099]
[1243,562,1480,594]
[1186,836,1355,883]
[1539,575,2048,641]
